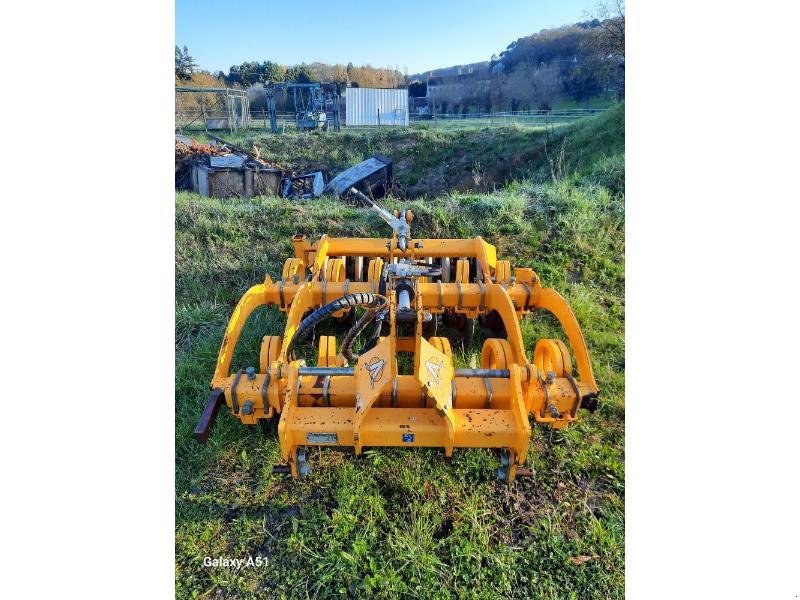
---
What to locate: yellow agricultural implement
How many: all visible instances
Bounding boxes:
[195,195,599,481]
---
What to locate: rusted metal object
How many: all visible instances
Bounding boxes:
[323,155,393,199]
[194,388,225,443]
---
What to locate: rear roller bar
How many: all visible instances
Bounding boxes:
[297,367,513,379]
[298,366,355,376]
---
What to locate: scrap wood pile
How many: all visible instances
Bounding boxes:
[175,134,280,191]
[174,132,392,201]
[175,139,226,162]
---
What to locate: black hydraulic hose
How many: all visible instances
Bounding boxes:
[285,293,387,361]
[358,318,383,356]
[341,306,385,362]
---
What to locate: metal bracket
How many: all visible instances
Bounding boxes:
[521,282,531,310]
[483,377,493,408]
[565,372,581,417]
[194,388,225,443]
[261,368,271,410]
[231,368,245,414]
[322,375,331,407]
[537,370,551,419]
[278,279,287,310]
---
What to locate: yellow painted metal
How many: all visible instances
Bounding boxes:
[353,336,395,454]
[324,258,349,317]
[533,339,573,377]
[455,258,470,284]
[429,337,453,361]
[417,337,455,456]
[282,258,305,283]
[317,336,339,367]
[213,373,555,408]
[211,282,268,385]
[259,335,282,373]
[534,288,597,390]
[367,258,384,293]
[481,338,512,370]
[204,231,600,481]
[324,257,345,282]
[255,280,541,315]
[495,260,511,284]
[310,235,330,277]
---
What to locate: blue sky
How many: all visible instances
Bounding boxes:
[176,0,595,75]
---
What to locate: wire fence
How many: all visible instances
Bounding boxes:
[176,103,609,134]
[175,88,251,132]
[407,108,608,130]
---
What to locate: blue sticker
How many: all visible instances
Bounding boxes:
[402,433,414,443]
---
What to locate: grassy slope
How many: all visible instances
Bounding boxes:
[550,96,619,110]
[176,105,624,599]
[196,104,624,199]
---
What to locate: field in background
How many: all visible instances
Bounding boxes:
[190,105,623,199]
[178,105,616,135]
[176,106,625,598]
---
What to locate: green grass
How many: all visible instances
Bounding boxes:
[550,96,619,111]
[176,106,624,598]
[191,104,624,199]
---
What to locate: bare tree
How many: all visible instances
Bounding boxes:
[586,1,625,57]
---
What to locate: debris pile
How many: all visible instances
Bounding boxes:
[175,134,283,196]
[175,134,392,201]
[175,140,226,161]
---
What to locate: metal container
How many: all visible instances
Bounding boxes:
[345,88,409,126]
[190,165,283,198]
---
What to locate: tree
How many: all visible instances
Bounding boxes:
[285,64,315,83]
[586,1,625,57]
[175,45,197,80]
[567,60,602,102]
[330,64,349,84]
[263,60,286,83]
[583,1,625,98]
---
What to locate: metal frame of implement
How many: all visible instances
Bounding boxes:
[195,201,599,481]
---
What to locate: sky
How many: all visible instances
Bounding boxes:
[176,0,596,75]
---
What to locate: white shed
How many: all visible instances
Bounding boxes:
[345,88,409,126]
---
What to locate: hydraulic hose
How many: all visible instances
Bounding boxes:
[341,306,385,362]
[285,293,387,361]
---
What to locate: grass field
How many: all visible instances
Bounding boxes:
[191,105,623,200]
[183,111,603,135]
[550,96,619,111]
[176,105,625,598]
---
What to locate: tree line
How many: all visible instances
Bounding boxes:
[175,2,624,115]
[175,51,404,90]
[413,9,624,114]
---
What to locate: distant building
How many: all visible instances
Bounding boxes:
[345,88,409,126]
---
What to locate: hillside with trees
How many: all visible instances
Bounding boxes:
[409,11,624,113]
[175,3,624,114]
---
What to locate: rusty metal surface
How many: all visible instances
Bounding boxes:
[194,389,225,443]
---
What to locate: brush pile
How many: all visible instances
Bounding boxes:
[175,140,226,162]
[175,137,230,190]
